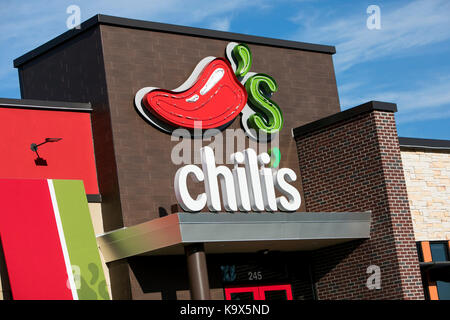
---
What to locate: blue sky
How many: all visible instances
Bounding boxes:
[1,0,449,139]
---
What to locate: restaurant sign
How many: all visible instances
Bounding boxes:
[135,42,300,213]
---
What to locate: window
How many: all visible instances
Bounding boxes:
[430,242,449,262]
[436,281,450,300]
[417,241,450,300]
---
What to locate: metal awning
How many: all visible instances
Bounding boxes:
[420,261,450,282]
[97,212,371,263]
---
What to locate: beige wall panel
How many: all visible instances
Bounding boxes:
[402,150,450,241]
[88,202,112,299]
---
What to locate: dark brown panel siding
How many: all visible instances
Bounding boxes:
[100,25,340,227]
[18,24,341,300]
[17,27,124,233]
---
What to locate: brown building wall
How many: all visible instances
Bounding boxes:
[294,107,424,299]
[17,26,130,299]
[98,25,340,299]
[17,20,341,299]
[98,24,340,227]
[17,27,124,233]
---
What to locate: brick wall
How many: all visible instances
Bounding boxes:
[294,105,424,299]
[401,149,450,241]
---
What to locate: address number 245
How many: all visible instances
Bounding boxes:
[248,271,263,281]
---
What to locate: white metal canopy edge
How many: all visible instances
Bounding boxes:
[96,212,371,263]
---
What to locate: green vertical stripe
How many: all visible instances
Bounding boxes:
[52,179,110,300]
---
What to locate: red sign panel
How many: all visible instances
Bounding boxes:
[0,108,99,194]
[0,179,73,299]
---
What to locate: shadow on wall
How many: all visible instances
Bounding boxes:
[0,236,12,300]
[128,256,190,300]
[311,239,366,296]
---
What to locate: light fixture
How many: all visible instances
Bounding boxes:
[30,138,62,166]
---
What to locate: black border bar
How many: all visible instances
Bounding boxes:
[0,98,92,112]
[0,300,446,316]
[399,137,450,150]
[14,14,336,68]
[86,194,102,203]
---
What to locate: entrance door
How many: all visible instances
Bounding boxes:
[225,284,293,300]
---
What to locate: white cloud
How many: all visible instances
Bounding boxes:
[337,81,364,95]
[209,17,231,31]
[0,0,271,97]
[341,78,450,110]
[397,108,450,124]
[291,0,450,72]
[339,77,450,124]
[288,0,450,126]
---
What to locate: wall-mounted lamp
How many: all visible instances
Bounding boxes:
[30,138,62,166]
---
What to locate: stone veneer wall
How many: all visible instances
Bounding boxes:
[401,149,450,241]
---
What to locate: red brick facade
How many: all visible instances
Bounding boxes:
[294,105,424,299]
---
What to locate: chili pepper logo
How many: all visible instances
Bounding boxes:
[134,42,284,142]
[227,42,283,142]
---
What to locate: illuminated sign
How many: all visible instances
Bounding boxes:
[226,43,283,142]
[135,42,300,212]
[135,42,284,141]
[141,57,247,129]
[174,146,301,212]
